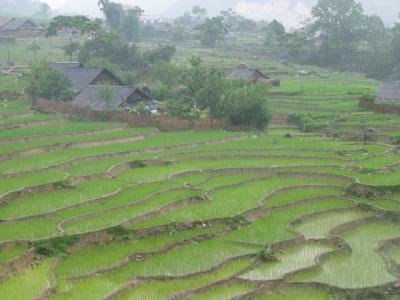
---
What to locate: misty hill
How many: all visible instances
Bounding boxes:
[0,0,46,17]
[164,0,315,17]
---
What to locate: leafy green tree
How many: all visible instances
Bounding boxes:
[26,64,74,103]
[98,0,124,31]
[79,31,140,67]
[309,0,365,64]
[46,15,97,61]
[62,41,80,62]
[221,9,257,33]
[222,82,270,130]
[122,7,143,42]
[391,16,400,68]
[154,61,180,88]
[144,44,176,64]
[192,6,207,20]
[196,17,228,54]
[265,20,286,50]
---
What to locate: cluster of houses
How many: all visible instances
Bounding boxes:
[0,17,43,39]
[48,63,281,114]
[49,63,165,114]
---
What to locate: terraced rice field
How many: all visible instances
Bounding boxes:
[1,73,400,299]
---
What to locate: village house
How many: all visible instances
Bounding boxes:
[73,85,165,113]
[0,17,44,38]
[49,62,164,113]
[49,63,123,95]
[377,81,400,105]
[226,65,281,87]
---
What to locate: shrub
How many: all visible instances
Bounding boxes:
[35,235,79,257]
[362,92,377,103]
[26,64,74,102]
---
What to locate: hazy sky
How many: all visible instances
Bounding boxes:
[42,0,399,28]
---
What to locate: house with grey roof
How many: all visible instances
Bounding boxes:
[226,65,280,87]
[72,85,165,113]
[377,81,400,105]
[0,17,43,38]
[50,62,164,114]
[49,63,123,95]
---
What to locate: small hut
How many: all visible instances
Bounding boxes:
[72,85,165,113]
[226,65,280,87]
[0,17,43,38]
[49,63,123,95]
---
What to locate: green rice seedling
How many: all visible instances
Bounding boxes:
[0,127,156,156]
[293,208,376,239]
[0,258,55,299]
[0,178,128,219]
[53,257,254,300]
[0,218,59,241]
[63,188,201,235]
[290,221,400,288]
[241,241,336,281]
[174,280,258,300]
[225,198,352,245]
[265,186,345,208]
[106,239,261,279]
[0,113,61,126]
[0,130,239,174]
[131,176,349,231]
[387,244,400,266]
[0,243,28,262]
[0,170,66,197]
[55,226,222,279]
[0,100,30,115]
[253,285,335,300]
[0,120,122,140]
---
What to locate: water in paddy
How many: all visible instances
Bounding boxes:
[293,208,375,240]
[290,222,400,288]
[240,241,336,281]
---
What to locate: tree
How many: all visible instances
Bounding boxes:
[63,41,80,62]
[98,0,143,41]
[192,6,207,20]
[196,17,228,54]
[265,20,286,50]
[98,0,124,31]
[46,15,95,61]
[222,82,270,130]
[79,31,140,67]
[153,61,180,88]
[309,0,365,64]
[26,64,74,103]
[121,7,143,42]
[143,44,176,64]
[391,16,400,68]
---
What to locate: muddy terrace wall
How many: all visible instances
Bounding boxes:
[359,99,400,114]
[34,98,227,130]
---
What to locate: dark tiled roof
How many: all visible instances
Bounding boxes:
[72,86,136,111]
[377,81,400,104]
[72,85,164,112]
[49,63,115,94]
[0,17,13,29]
[1,18,41,31]
[226,65,269,80]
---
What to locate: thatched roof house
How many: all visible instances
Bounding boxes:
[72,85,165,113]
[226,65,280,87]
[377,81,400,104]
[0,17,43,38]
[49,63,123,95]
